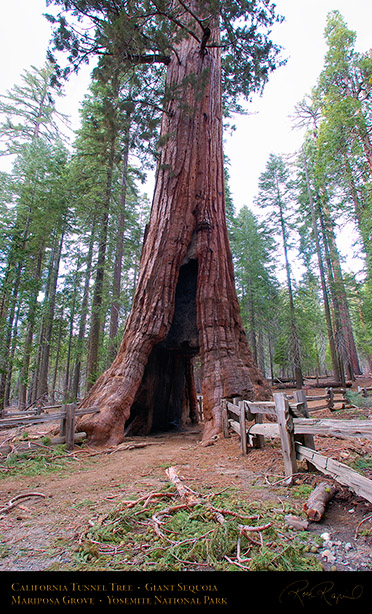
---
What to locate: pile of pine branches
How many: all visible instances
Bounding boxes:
[75,466,322,571]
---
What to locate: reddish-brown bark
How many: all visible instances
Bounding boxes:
[78,13,270,445]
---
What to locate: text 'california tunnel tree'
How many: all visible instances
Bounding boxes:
[47,0,284,444]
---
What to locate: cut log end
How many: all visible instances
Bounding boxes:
[303,482,338,521]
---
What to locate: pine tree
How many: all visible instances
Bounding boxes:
[256,154,304,388]
[315,11,372,275]
[297,143,344,383]
[230,205,278,377]
[0,62,71,408]
[0,62,66,154]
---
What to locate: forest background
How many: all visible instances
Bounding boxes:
[0,0,371,411]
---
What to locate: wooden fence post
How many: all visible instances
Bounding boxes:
[252,412,265,449]
[221,400,230,439]
[65,403,76,450]
[293,390,315,449]
[327,387,334,410]
[293,389,316,472]
[274,393,297,481]
[243,401,265,449]
[60,404,67,439]
[239,402,247,455]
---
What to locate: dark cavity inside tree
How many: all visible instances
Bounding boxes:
[47,0,284,445]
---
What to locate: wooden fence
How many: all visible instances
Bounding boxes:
[0,404,99,451]
[286,387,349,412]
[222,391,372,504]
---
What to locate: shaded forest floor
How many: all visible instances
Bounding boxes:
[1,377,372,573]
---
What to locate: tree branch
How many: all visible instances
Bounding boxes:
[124,53,171,66]
[176,0,211,32]
[149,0,201,44]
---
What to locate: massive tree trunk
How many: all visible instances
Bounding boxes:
[78,12,270,445]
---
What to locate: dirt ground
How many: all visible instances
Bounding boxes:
[1,377,372,573]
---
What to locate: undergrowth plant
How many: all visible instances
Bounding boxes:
[0,445,79,479]
[346,390,372,411]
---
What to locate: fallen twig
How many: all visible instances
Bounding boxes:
[264,472,307,486]
[0,492,46,515]
[74,441,164,459]
[237,535,253,564]
[120,491,175,510]
[165,466,201,505]
[224,555,251,570]
[355,513,372,538]
[210,507,260,521]
[240,522,272,533]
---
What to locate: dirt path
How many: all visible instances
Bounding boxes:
[1,419,372,572]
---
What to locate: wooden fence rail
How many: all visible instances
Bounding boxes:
[198,387,349,425]
[248,418,372,441]
[286,387,349,411]
[0,404,100,451]
[222,392,372,504]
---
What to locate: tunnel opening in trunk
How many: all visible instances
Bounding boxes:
[124,259,199,435]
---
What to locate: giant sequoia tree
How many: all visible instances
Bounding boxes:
[47,0,283,444]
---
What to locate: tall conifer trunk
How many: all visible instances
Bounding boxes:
[35,229,64,400]
[107,135,130,365]
[317,192,361,378]
[78,7,270,445]
[302,150,343,383]
[72,220,96,400]
[276,181,303,389]
[18,248,45,409]
[86,136,116,391]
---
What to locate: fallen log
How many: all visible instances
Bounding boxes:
[271,383,296,390]
[306,382,352,389]
[296,444,372,503]
[303,482,338,521]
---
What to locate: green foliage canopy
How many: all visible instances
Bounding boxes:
[45,0,285,112]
